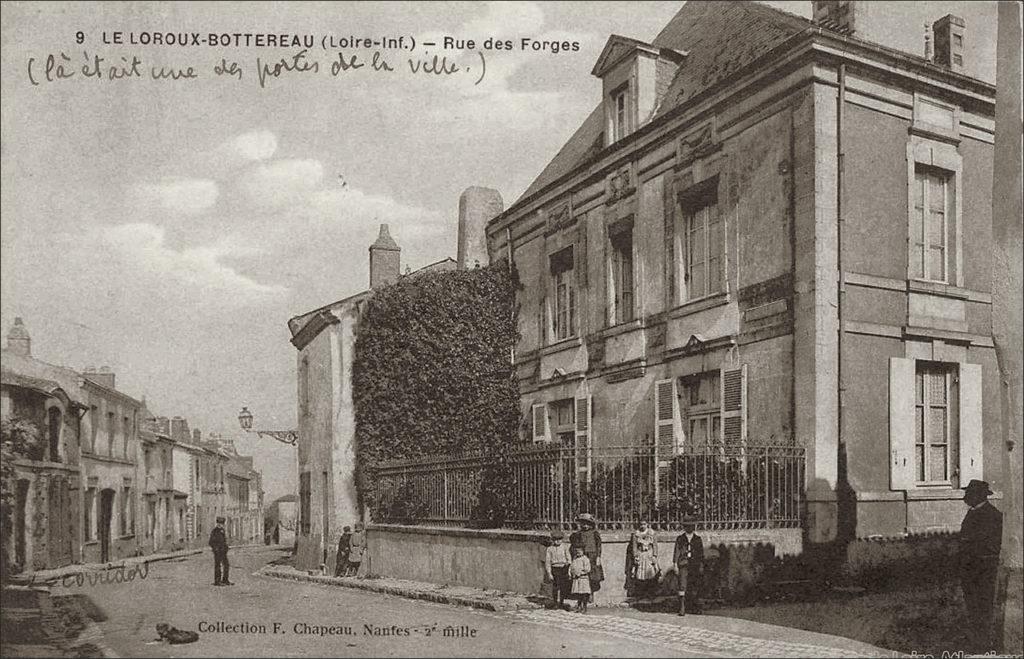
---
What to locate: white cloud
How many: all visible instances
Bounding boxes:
[310,188,446,240]
[95,223,286,301]
[132,178,218,216]
[238,159,324,210]
[211,130,279,171]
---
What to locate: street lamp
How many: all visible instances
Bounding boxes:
[237,407,298,446]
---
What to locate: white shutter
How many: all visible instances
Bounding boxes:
[575,396,592,483]
[532,403,549,443]
[958,362,983,485]
[655,379,680,460]
[720,365,747,445]
[889,357,916,490]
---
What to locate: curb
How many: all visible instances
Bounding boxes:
[15,549,204,586]
[256,566,544,613]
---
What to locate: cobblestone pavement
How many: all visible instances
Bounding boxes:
[505,609,892,658]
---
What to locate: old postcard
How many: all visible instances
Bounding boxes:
[1,1,1021,657]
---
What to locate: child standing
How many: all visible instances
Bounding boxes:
[544,531,572,609]
[569,547,592,613]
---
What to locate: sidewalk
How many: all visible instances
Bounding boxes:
[256,564,897,657]
[0,585,116,658]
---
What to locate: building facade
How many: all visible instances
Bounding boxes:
[1,319,86,571]
[484,0,999,543]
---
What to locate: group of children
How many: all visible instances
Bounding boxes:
[333,522,367,577]
[544,530,595,613]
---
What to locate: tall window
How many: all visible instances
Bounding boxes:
[47,407,62,462]
[122,416,130,458]
[915,362,958,483]
[299,356,310,417]
[549,399,575,444]
[106,411,116,456]
[682,372,721,446]
[84,488,95,541]
[549,248,576,341]
[88,406,98,453]
[612,87,628,142]
[911,167,952,283]
[609,228,634,324]
[120,487,132,535]
[684,194,723,301]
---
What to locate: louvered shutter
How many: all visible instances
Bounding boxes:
[958,363,983,485]
[720,365,747,445]
[655,379,680,461]
[532,403,549,443]
[575,396,592,482]
[889,357,916,490]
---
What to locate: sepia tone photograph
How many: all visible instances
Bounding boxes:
[1,1,1021,657]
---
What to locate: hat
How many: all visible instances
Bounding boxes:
[575,513,595,524]
[680,515,699,528]
[216,516,225,523]
[962,479,993,496]
[550,530,564,540]
[343,525,352,532]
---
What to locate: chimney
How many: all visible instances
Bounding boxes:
[457,187,503,270]
[154,416,171,436]
[193,428,202,443]
[368,223,401,288]
[169,416,190,441]
[933,14,965,72]
[812,0,857,35]
[83,365,116,390]
[924,23,933,61]
[5,317,31,356]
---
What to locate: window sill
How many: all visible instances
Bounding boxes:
[907,279,970,300]
[598,318,643,339]
[668,292,730,319]
[539,335,583,356]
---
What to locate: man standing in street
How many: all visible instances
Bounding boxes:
[673,518,704,616]
[209,516,233,586]
[958,479,1003,652]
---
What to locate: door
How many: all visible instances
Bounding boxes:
[99,489,115,562]
[15,480,29,569]
[47,478,73,567]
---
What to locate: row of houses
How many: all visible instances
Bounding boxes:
[0,318,264,574]
[283,0,1015,575]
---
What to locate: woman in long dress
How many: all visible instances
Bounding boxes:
[629,520,659,597]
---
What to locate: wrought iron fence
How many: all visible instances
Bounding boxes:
[371,442,805,531]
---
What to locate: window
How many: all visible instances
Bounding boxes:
[106,411,116,456]
[612,87,628,142]
[122,416,130,458]
[609,227,634,325]
[84,488,95,541]
[549,399,575,444]
[683,194,723,301]
[47,407,62,462]
[88,406,98,453]
[682,372,721,447]
[549,248,576,341]
[911,167,952,283]
[120,487,132,535]
[299,356,310,417]
[914,362,958,483]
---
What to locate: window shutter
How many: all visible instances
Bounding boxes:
[575,396,592,482]
[958,362,983,485]
[532,403,549,443]
[889,357,916,490]
[720,365,747,445]
[577,221,588,289]
[655,379,680,460]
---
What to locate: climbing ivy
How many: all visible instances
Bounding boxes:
[353,264,520,524]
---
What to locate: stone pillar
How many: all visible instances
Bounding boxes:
[792,82,840,544]
[993,1,1023,653]
[457,187,503,270]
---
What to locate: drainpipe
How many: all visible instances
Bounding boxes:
[836,63,849,535]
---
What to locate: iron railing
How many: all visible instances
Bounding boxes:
[371,442,805,531]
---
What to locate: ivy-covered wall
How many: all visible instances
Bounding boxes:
[353,264,520,522]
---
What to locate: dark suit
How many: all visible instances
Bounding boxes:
[209,526,229,584]
[958,501,1002,650]
[673,532,704,612]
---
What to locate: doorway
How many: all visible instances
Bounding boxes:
[99,489,115,562]
[15,480,29,569]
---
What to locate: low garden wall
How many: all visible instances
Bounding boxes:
[365,524,802,606]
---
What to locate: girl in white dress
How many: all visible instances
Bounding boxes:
[569,547,592,613]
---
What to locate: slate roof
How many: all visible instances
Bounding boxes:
[516,1,812,204]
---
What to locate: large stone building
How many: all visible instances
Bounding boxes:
[286,189,502,570]
[1,319,86,571]
[484,0,1001,543]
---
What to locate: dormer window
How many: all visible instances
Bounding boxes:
[612,86,629,142]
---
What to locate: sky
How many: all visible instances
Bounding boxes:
[0,1,998,502]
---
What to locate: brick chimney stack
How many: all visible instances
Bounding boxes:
[368,223,401,288]
[5,317,31,356]
[933,14,965,72]
[83,365,116,390]
[457,187,503,270]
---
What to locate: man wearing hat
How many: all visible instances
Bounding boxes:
[673,517,704,616]
[958,479,1002,651]
[570,514,603,593]
[209,516,233,586]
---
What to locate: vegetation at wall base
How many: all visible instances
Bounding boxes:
[1,418,42,581]
[353,263,520,525]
